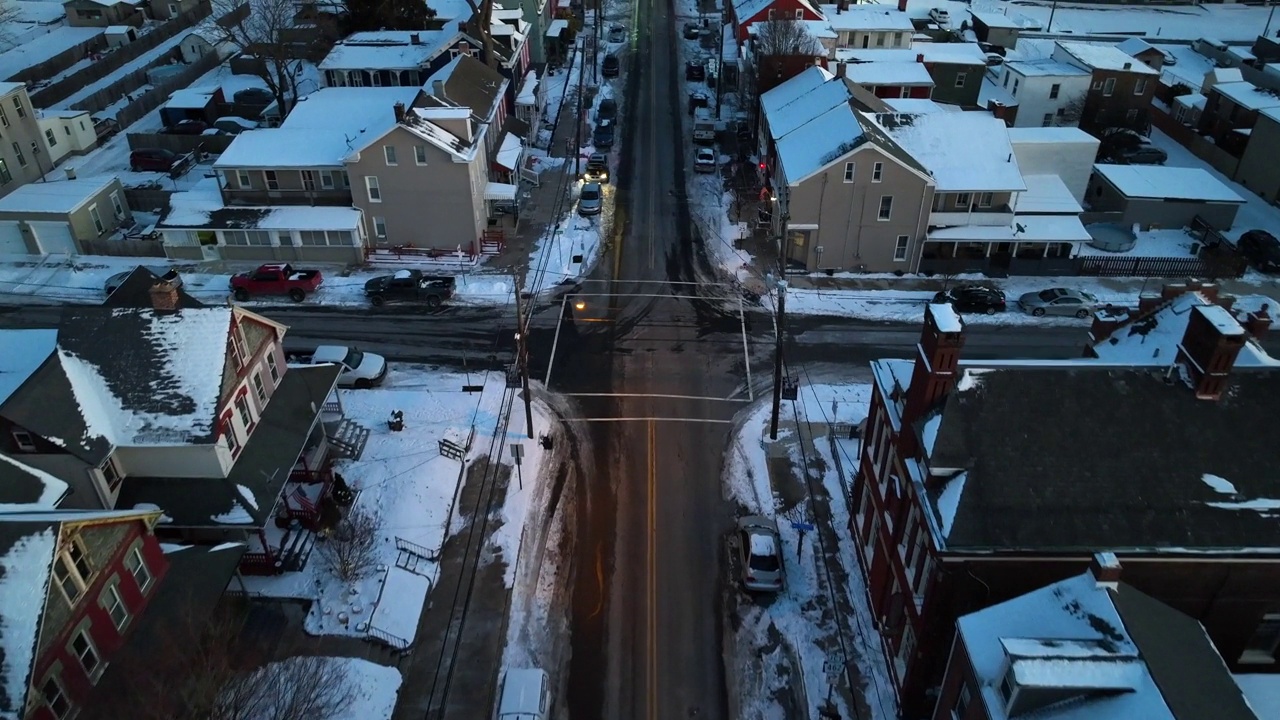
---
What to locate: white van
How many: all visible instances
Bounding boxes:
[495,668,550,720]
[1194,37,1228,54]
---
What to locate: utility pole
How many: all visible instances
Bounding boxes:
[1047,0,1058,34]
[1267,0,1278,40]
[768,209,789,441]
[513,282,534,439]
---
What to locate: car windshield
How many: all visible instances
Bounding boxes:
[343,349,364,368]
[582,188,600,201]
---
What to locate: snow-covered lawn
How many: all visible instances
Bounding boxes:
[263,657,402,720]
[241,368,553,648]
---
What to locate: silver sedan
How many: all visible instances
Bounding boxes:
[1017,288,1098,318]
[736,515,784,593]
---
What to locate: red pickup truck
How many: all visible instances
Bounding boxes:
[230,263,323,302]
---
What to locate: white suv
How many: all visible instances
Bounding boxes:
[929,8,950,25]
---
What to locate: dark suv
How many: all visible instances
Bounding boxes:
[163,119,208,135]
[130,148,180,172]
[602,55,620,77]
[364,270,455,307]
[1238,229,1280,273]
[933,284,1007,314]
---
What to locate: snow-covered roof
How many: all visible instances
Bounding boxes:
[1005,58,1089,78]
[319,30,461,70]
[800,19,836,40]
[838,42,989,66]
[0,176,116,215]
[761,66,849,138]
[929,303,963,333]
[0,453,69,512]
[1211,81,1280,112]
[760,65,836,126]
[928,213,1091,243]
[400,107,486,163]
[883,98,960,114]
[873,111,1025,192]
[1091,291,1276,368]
[1117,37,1158,58]
[160,178,363,231]
[733,0,818,23]
[494,132,523,170]
[1092,164,1244,203]
[215,86,419,168]
[1018,174,1083,214]
[1007,126,1098,145]
[1054,41,1160,75]
[0,329,56,406]
[0,523,57,716]
[1262,106,1280,126]
[515,69,538,106]
[845,61,934,86]
[967,9,1020,29]
[165,87,218,109]
[776,102,866,186]
[819,4,914,32]
[1234,675,1280,719]
[980,75,1018,109]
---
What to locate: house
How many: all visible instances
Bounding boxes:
[835,44,988,106]
[61,0,145,28]
[966,9,1021,50]
[758,66,934,272]
[820,3,914,51]
[1117,37,1166,72]
[1234,106,1280,203]
[1007,126,1099,203]
[729,0,823,43]
[1197,81,1280,158]
[177,26,220,64]
[0,295,356,576]
[843,61,935,100]
[1052,41,1159,133]
[36,109,98,165]
[319,30,480,88]
[932,555,1263,720]
[347,55,511,253]
[1085,164,1245,231]
[148,0,202,20]
[0,176,132,256]
[498,0,555,64]
[851,303,1280,718]
[160,87,224,128]
[996,59,1090,128]
[0,83,60,199]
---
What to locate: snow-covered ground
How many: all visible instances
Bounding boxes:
[262,656,402,720]
[241,368,553,648]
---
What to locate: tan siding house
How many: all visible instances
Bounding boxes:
[0,176,132,255]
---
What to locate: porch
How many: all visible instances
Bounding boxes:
[919,239,1078,276]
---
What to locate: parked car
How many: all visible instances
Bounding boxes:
[1018,288,1099,318]
[213,116,260,135]
[583,152,609,183]
[686,60,705,81]
[495,668,550,720]
[736,516,784,593]
[129,148,183,172]
[683,22,700,40]
[291,345,387,388]
[1100,128,1167,165]
[602,54,620,77]
[364,269,455,307]
[979,42,1006,57]
[230,263,323,302]
[105,267,182,295]
[608,25,626,43]
[929,7,950,24]
[694,147,717,173]
[985,53,1004,66]
[933,284,1006,315]
[592,119,615,149]
[163,119,208,135]
[596,97,617,122]
[1114,144,1167,165]
[233,87,274,106]
[1237,229,1280,273]
[1161,49,1178,66]
[578,183,603,216]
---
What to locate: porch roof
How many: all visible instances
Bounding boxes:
[116,364,342,528]
[484,181,518,200]
[927,214,1091,243]
[1018,174,1083,214]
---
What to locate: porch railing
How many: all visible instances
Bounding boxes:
[367,625,413,653]
[395,536,438,562]
[238,551,280,576]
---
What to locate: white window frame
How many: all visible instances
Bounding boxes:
[236,170,251,188]
[230,327,247,364]
[223,419,241,455]
[109,190,124,219]
[99,456,122,495]
[125,546,152,592]
[872,162,883,183]
[366,175,381,202]
[266,352,279,383]
[54,538,93,604]
[863,514,879,566]
[252,372,267,404]
[954,72,966,88]
[878,195,893,221]
[952,684,972,720]
[41,675,71,719]
[1135,77,1148,95]
[88,204,104,234]
[373,216,387,238]
[71,629,100,678]
[264,170,279,190]
[794,8,803,19]
[102,583,128,630]
[979,192,993,208]
[954,192,971,208]
[1049,83,1061,99]
[45,128,57,147]
[11,429,35,450]
[896,625,916,678]
[414,145,428,165]
[893,235,909,262]
[843,162,855,183]
[1103,77,1116,96]
[235,393,254,428]
[384,145,397,165]
[320,171,335,190]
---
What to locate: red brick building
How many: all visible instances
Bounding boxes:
[729,0,824,43]
[851,303,1280,718]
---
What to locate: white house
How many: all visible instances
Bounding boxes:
[819,3,913,50]
[1007,126,1100,203]
[178,26,221,64]
[998,58,1091,128]
[36,109,97,164]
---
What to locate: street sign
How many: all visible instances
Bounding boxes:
[509,443,524,465]
[791,522,815,532]
[824,658,843,685]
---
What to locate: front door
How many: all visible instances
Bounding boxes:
[786,229,808,268]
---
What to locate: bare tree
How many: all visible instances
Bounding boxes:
[210,0,302,115]
[0,0,24,49]
[214,656,357,720]
[316,505,382,582]
[462,0,500,71]
[753,18,823,59]
[1057,93,1086,126]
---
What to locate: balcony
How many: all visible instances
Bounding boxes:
[221,188,354,207]
[929,205,1015,227]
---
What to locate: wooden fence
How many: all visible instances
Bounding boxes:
[29,3,213,108]
[126,131,234,155]
[88,52,221,128]
[79,237,167,257]
[123,186,174,214]
[1076,251,1246,279]
[8,34,106,84]
[1149,105,1240,178]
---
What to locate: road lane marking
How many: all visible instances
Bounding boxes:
[578,417,735,424]
[545,294,569,387]
[563,392,750,402]
[739,295,754,402]
[647,419,657,720]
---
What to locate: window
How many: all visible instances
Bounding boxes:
[13,141,24,167]
[54,539,92,603]
[99,456,122,494]
[862,515,878,565]
[1042,113,1053,126]
[125,546,152,591]
[767,8,776,19]
[876,32,885,47]
[1103,77,1116,96]
[896,626,916,678]
[235,394,253,429]
[72,631,99,676]
[872,162,883,182]
[42,676,70,719]
[320,171,334,190]
[45,128,56,147]
[86,204,103,234]
[894,235,909,261]
[266,352,279,382]
[278,231,293,246]
[878,195,893,221]
[301,172,315,191]
[1003,72,1010,88]
[1135,77,1148,94]
[252,373,267,403]
[1011,79,1019,96]
[264,170,279,190]
[843,162,855,183]
[953,684,972,720]
[373,216,387,238]
[1126,108,1138,122]
[11,429,34,451]
[0,105,8,127]
[298,230,353,246]
[13,97,24,118]
[794,9,803,19]
[954,72,967,87]
[1049,83,1061,100]
[0,159,11,184]
[109,191,124,218]
[1092,80,1102,90]
[979,192,993,208]
[384,145,397,165]
[366,176,381,202]
[1000,669,1017,703]
[102,584,128,630]
[414,144,428,165]
[955,192,971,208]
[236,170,251,188]
[222,230,272,246]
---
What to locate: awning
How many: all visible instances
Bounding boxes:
[516,70,539,106]
[547,18,568,38]
[927,215,1092,244]
[495,133,525,171]
[485,182,518,201]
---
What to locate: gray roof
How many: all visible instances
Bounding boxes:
[0,454,69,509]
[929,366,1280,551]
[0,518,57,715]
[2,351,114,465]
[422,53,508,125]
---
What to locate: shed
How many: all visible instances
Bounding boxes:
[1085,164,1244,231]
[178,27,219,64]
[0,176,132,254]
[967,9,1020,49]
[1117,37,1165,71]
[103,25,137,48]
[160,87,225,127]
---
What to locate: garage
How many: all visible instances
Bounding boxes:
[0,220,27,255]
[28,221,77,254]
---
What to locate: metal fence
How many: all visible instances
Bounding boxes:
[1076,253,1246,279]
[126,131,234,155]
[78,237,167,257]
[29,3,213,108]
[89,52,221,128]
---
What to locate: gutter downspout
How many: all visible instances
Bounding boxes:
[911,183,932,272]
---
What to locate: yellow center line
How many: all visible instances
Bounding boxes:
[647,418,658,720]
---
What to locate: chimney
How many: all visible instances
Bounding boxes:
[897,0,907,11]
[899,304,965,458]
[1123,61,1132,70]
[432,79,447,100]
[1089,552,1122,587]
[836,1,843,12]
[410,32,420,45]
[1176,304,1247,400]
[836,61,847,79]
[149,280,180,313]
[986,99,1006,120]
[1089,306,1129,344]
[458,21,467,31]
[1245,304,1271,340]
[393,102,405,123]
[1138,291,1163,314]
[916,53,925,64]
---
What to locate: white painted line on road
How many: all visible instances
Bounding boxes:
[563,392,750,403]
[545,294,568,388]
[578,279,733,287]
[577,417,736,424]
[738,295,753,402]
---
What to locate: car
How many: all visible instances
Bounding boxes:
[363,269,455,307]
[104,267,182,295]
[1161,49,1178,66]
[929,8,950,24]
[985,53,1004,66]
[293,345,387,388]
[233,87,274,106]
[578,182,603,216]
[1018,288,1099,318]
[932,284,1006,315]
[230,263,323,302]
[596,97,617,122]
[129,148,181,172]
[608,25,626,43]
[1237,229,1280,273]
[736,516,784,593]
[583,152,609,183]
[683,22,700,40]
[685,60,705,82]
[1114,145,1167,165]
[592,119,615,148]
[213,116,259,135]
[495,668,550,720]
[602,54,620,78]
[979,42,1006,57]
[694,147,717,173]
[163,119,208,135]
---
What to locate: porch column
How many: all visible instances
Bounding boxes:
[258,528,274,560]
